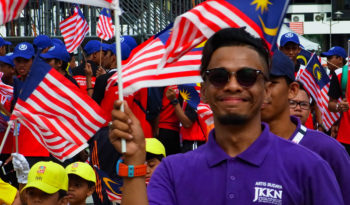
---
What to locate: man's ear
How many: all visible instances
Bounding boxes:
[58,195,69,205]
[288,81,299,99]
[87,185,95,197]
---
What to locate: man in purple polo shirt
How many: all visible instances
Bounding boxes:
[261,50,350,204]
[108,28,343,204]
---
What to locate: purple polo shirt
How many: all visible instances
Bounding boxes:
[148,123,343,205]
[289,116,350,205]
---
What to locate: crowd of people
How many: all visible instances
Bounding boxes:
[0,26,349,204]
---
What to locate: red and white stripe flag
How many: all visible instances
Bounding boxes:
[97,8,115,41]
[11,58,109,161]
[158,0,289,69]
[0,0,28,25]
[106,26,203,95]
[59,6,89,53]
[289,22,304,35]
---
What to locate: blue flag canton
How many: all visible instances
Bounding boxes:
[305,55,330,89]
[71,5,86,19]
[297,49,312,65]
[156,24,173,45]
[227,0,288,48]
[18,58,52,101]
[178,83,200,110]
[101,8,111,18]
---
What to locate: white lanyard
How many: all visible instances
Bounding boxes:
[291,125,307,144]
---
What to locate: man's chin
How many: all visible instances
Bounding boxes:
[217,114,248,125]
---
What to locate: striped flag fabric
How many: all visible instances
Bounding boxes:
[56,0,113,8]
[106,25,203,95]
[158,0,289,69]
[0,0,28,25]
[97,8,115,41]
[298,54,340,130]
[10,58,109,161]
[0,72,13,132]
[289,22,304,35]
[59,5,89,53]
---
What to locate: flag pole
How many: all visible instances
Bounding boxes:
[113,1,126,153]
[14,120,19,153]
[0,121,13,154]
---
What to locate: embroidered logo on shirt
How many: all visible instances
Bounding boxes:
[253,181,283,205]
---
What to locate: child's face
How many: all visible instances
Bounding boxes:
[146,158,161,182]
[26,187,68,205]
[68,175,94,205]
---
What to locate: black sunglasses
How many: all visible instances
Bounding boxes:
[204,67,266,88]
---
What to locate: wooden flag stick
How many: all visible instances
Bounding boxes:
[0,121,13,154]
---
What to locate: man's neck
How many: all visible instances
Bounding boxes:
[214,115,262,158]
[266,109,296,140]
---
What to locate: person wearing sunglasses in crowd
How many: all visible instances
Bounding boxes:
[108,28,343,204]
[261,50,350,205]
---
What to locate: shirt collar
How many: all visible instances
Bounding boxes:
[206,123,273,167]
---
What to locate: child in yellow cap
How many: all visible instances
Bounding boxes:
[145,138,166,184]
[65,162,96,205]
[22,161,69,205]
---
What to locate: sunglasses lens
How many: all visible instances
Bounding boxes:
[236,68,259,87]
[207,69,229,87]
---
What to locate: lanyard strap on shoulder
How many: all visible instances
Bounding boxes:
[291,125,307,144]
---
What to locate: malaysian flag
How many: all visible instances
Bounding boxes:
[288,22,304,35]
[298,54,340,130]
[97,8,115,41]
[297,48,312,66]
[59,5,89,53]
[0,0,28,25]
[94,166,123,203]
[158,0,289,68]
[178,83,200,110]
[106,24,203,95]
[56,0,113,8]
[0,72,13,132]
[10,58,109,161]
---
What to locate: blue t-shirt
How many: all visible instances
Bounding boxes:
[148,123,343,205]
[289,116,350,205]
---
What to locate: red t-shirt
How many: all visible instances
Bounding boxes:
[158,86,179,131]
[100,86,153,138]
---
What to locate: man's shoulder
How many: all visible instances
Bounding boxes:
[303,129,345,151]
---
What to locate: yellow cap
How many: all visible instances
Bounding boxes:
[23,161,68,194]
[146,138,166,157]
[65,162,96,184]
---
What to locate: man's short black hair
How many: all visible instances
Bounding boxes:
[200,27,271,77]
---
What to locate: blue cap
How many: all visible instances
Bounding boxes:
[40,43,70,63]
[84,40,102,55]
[101,43,110,52]
[280,32,300,47]
[12,42,35,60]
[0,37,11,47]
[121,35,137,50]
[109,42,131,60]
[0,53,14,67]
[321,46,347,59]
[33,35,54,49]
[270,50,295,82]
[51,38,65,47]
